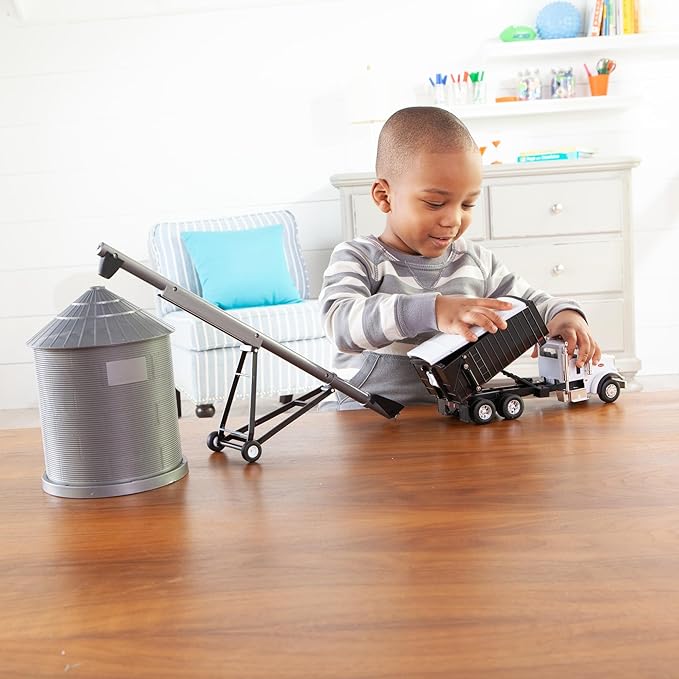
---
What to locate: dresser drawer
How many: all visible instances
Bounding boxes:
[489,177,624,238]
[579,299,625,353]
[487,238,623,296]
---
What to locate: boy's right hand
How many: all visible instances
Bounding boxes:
[435,295,513,342]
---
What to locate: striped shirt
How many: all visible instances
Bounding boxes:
[319,235,583,408]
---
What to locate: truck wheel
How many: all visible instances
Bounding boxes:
[471,398,496,425]
[499,394,524,420]
[598,377,621,403]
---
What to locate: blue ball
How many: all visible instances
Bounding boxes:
[536,1,583,39]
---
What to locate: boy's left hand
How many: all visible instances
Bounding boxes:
[531,309,601,368]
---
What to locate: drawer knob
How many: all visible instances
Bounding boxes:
[550,202,563,215]
[552,263,566,275]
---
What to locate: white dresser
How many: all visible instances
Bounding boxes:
[330,156,641,377]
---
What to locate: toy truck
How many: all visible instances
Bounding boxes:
[408,297,625,425]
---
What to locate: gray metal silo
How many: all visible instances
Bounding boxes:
[27,286,188,498]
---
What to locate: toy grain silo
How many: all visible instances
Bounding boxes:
[27,286,188,498]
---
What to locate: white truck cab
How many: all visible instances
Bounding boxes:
[538,338,625,404]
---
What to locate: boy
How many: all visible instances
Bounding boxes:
[320,106,600,408]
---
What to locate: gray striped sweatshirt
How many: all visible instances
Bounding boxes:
[319,234,583,408]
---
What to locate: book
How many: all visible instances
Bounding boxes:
[585,0,605,36]
[517,149,595,163]
[622,0,637,33]
[602,0,610,35]
[609,0,619,35]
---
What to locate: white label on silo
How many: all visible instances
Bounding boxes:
[106,356,148,386]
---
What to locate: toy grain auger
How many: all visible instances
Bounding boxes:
[97,243,403,463]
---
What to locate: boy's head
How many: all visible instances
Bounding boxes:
[372,106,482,258]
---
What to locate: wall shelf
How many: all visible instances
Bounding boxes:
[483,32,679,59]
[351,94,637,124]
[351,31,664,126]
[447,94,637,119]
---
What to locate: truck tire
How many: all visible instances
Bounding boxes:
[471,398,496,425]
[499,394,524,420]
[597,377,621,403]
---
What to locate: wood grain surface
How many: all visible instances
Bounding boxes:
[2,392,679,678]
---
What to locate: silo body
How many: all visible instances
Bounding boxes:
[27,287,188,498]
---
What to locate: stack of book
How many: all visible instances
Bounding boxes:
[517,148,595,163]
[585,0,639,36]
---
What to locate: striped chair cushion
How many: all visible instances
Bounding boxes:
[148,210,310,317]
[164,299,326,352]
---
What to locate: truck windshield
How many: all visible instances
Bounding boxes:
[540,346,559,359]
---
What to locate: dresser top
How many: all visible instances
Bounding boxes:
[330,156,641,188]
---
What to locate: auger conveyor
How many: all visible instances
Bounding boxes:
[97,243,403,462]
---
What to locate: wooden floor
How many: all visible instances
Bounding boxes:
[2,391,679,677]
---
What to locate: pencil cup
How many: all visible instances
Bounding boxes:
[471,80,486,105]
[588,74,609,96]
[451,81,469,106]
[433,83,447,107]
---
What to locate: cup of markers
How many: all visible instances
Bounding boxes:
[468,71,486,104]
[584,57,616,96]
[428,73,448,107]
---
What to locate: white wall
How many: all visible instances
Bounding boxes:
[1,0,678,409]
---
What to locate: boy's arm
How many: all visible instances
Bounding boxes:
[319,243,439,353]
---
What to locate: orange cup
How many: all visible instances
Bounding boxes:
[588,73,609,96]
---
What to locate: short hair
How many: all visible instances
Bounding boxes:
[375,106,478,178]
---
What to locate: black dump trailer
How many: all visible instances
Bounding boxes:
[410,297,558,424]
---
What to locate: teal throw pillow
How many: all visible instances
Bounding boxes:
[180,225,303,310]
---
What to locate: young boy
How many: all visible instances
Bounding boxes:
[320,106,600,408]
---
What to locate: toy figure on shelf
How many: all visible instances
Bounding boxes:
[479,139,503,165]
[499,25,537,41]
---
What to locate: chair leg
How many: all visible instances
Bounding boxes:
[279,394,293,404]
[195,403,216,418]
[175,389,182,418]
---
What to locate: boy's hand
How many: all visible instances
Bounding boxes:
[531,309,601,368]
[435,296,513,343]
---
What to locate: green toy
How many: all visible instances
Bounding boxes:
[499,25,537,41]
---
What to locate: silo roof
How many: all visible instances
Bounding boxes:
[27,286,173,349]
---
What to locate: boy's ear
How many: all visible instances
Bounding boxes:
[371,179,391,214]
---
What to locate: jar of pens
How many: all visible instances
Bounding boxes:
[584,57,616,96]
[428,71,486,108]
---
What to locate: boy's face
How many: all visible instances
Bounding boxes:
[372,149,482,258]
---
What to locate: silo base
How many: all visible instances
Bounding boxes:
[41,458,189,498]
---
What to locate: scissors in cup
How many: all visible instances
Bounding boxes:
[596,58,616,74]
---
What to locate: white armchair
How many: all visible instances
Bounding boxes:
[148,210,333,417]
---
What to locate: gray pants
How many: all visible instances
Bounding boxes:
[319,352,436,411]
